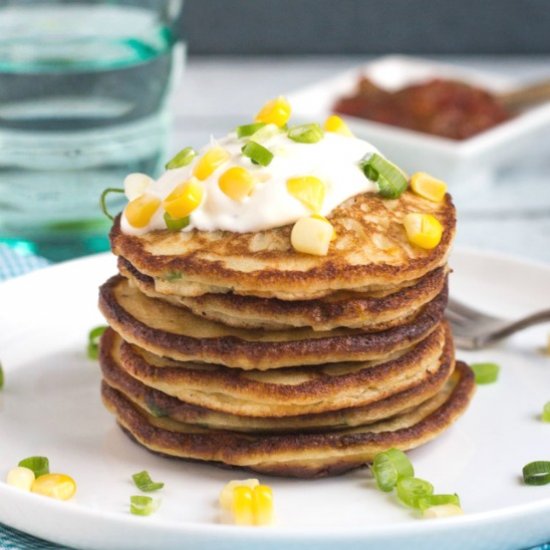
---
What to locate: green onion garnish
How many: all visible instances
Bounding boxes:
[132,471,164,492]
[287,123,324,144]
[163,212,190,231]
[0,362,4,390]
[87,325,108,360]
[18,456,49,478]
[541,402,550,423]
[165,147,196,170]
[360,153,408,199]
[371,448,414,492]
[417,493,461,512]
[99,188,125,221]
[236,122,267,138]
[241,141,274,167]
[471,362,500,384]
[396,477,434,509]
[523,461,550,485]
[130,495,160,516]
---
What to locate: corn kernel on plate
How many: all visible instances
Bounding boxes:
[1,249,550,549]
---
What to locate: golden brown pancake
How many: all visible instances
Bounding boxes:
[99,327,455,432]
[101,323,450,417]
[119,257,448,332]
[98,275,447,370]
[110,190,455,300]
[101,361,475,478]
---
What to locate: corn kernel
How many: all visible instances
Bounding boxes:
[219,479,259,510]
[219,167,255,201]
[232,486,255,525]
[255,96,292,127]
[163,179,204,219]
[124,193,160,228]
[423,504,464,519]
[403,213,443,250]
[193,147,230,181]
[291,216,334,256]
[324,115,353,137]
[252,485,274,526]
[286,176,326,213]
[6,467,35,491]
[31,473,76,501]
[410,172,447,202]
[124,173,153,201]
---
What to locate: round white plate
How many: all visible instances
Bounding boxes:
[1,248,550,550]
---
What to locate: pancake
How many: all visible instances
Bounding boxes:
[110,190,456,300]
[101,323,450,417]
[100,327,454,432]
[101,361,475,478]
[119,257,448,332]
[98,275,447,370]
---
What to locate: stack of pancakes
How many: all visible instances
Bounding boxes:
[98,189,475,478]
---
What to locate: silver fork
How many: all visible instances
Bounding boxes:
[446,297,550,350]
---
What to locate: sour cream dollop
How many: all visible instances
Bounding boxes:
[121,127,379,235]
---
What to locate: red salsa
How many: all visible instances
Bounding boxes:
[333,77,511,140]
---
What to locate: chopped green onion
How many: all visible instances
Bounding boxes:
[0,362,3,390]
[164,271,182,282]
[417,494,461,512]
[99,188,125,221]
[236,122,267,138]
[471,362,500,384]
[132,471,164,492]
[165,147,196,170]
[87,325,108,360]
[241,141,274,167]
[523,461,550,485]
[130,495,160,516]
[287,123,324,144]
[360,153,408,199]
[250,123,282,143]
[372,448,414,492]
[541,402,550,422]
[163,212,190,231]
[396,477,434,509]
[18,456,49,478]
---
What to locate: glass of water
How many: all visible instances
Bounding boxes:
[0,0,184,261]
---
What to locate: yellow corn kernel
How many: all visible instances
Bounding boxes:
[232,486,254,525]
[403,213,443,250]
[423,504,464,519]
[219,479,259,510]
[324,115,353,137]
[410,172,447,202]
[124,172,153,201]
[252,485,274,526]
[124,193,160,228]
[31,474,76,501]
[6,467,35,491]
[291,216,334,256]
[255,96,292,127]
[286,176,326,213]
[163,179,204,219]
[219,167,255,201]
[193,147,230,181]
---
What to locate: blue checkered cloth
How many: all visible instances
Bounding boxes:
[1,244,549,550]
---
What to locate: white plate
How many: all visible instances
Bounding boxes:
[288,55,550,187]
[1,249,550,550]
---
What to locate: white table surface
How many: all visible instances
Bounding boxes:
[169,56,550,263]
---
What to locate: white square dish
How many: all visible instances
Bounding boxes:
[288,55,550,187]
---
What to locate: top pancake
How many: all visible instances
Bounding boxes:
[111,190,455,300]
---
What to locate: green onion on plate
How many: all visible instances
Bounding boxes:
[242,141,274,167]
[471,362,500,384]
[165,147,196,170]
[360,153,408,199]
[236,122,267,138]
[523,461,550,486]
[130,495,160,516]
[541,402,550,423]
[417,494,461,512]
[87,326,108,360]
[18,456,49,478]
[371,448,414,492]
[287,123,324,144]
[0,362,4,390]
[132,471,164,493]
[396,477,434,509]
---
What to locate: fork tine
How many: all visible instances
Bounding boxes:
[446,297,502,324]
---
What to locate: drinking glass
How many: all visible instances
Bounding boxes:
[0,0,185,261]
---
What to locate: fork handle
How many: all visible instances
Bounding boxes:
[488,310,550,344]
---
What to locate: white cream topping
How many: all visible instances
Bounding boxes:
[121,128,379,235]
